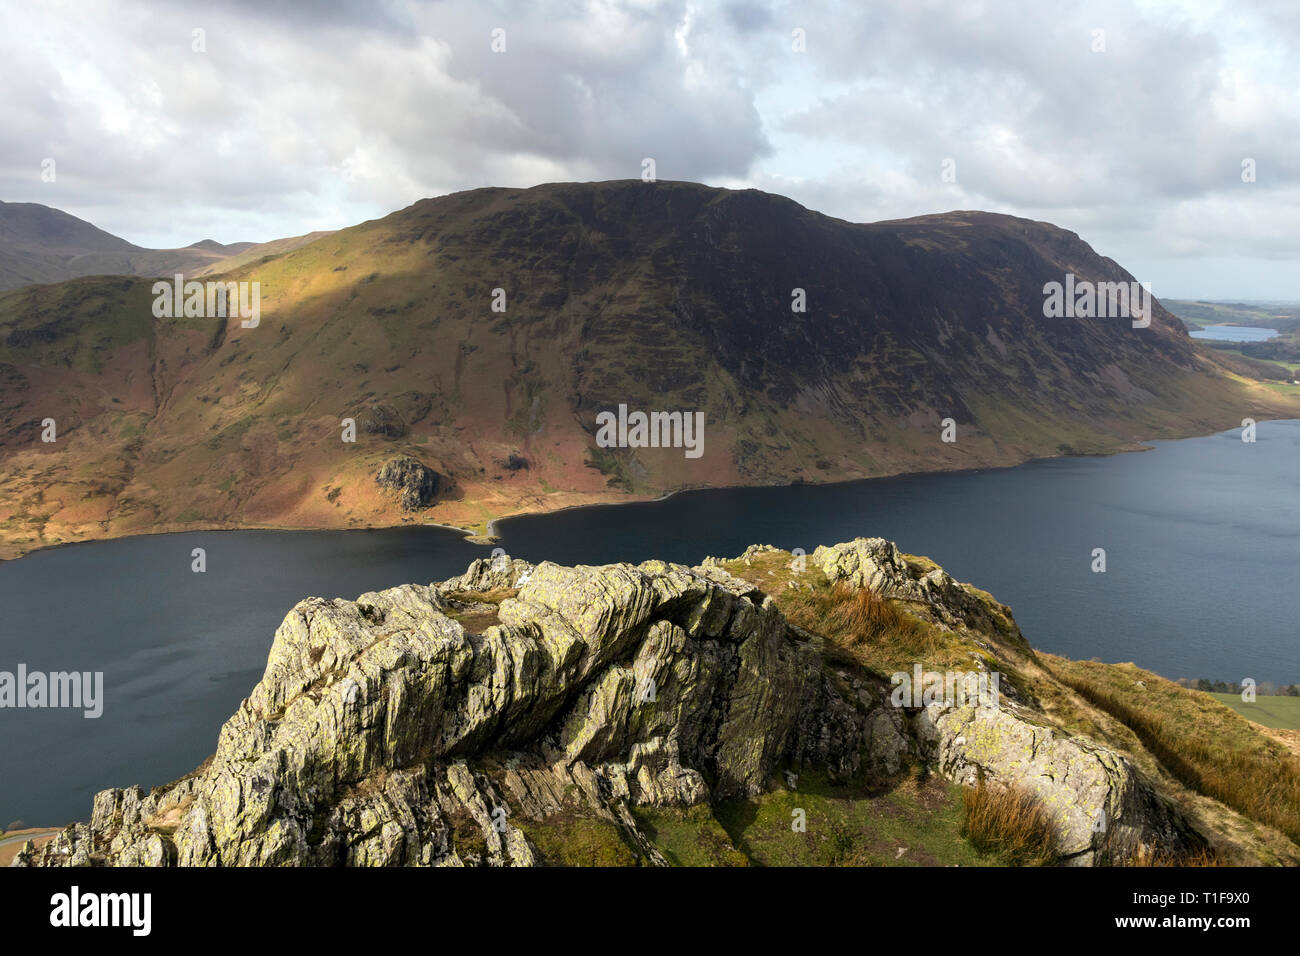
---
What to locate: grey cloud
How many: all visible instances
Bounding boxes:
[0,0,1293,297]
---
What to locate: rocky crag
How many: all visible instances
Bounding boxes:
[16,539,1207,867]
[375,455,442,510]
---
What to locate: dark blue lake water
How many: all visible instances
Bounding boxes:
[2,421,1298,827]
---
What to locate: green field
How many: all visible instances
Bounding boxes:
[1210,693,1300,730]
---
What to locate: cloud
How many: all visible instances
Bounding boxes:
[0,0,1294,296]
[0,0,769,245]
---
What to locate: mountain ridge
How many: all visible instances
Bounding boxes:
[1,179,1297,559]
[0,199,331,290]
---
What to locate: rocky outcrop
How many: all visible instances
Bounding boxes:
[14,541,1204,867]
[918,704,1200,865]
[441,554,534,592]
[360,404,407,439]
[375,455,440,510]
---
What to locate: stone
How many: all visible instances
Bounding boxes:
[917,703,1201,865]
[375,455,441,510]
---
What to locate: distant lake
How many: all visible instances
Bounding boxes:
[3,420,1300,827]
[1190,325,1280,342]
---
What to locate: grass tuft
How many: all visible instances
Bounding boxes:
[784,581,939,659]
[1120,845,1223,867]
[960,781,1059,866]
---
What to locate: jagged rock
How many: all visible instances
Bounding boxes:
[441,554,534,592]
[15,541,1204,868]
[21,558,831,865]
[812,538,913,594]
[375,455,440,510]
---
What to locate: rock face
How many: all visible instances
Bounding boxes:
[360,404,407,439]
[917,705,1199,864]
[375,455,440,510]
[15,541,1204,867]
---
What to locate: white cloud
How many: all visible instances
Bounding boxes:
[0,0,1294,296]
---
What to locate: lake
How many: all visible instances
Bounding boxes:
[2,420,1299,827]
[1190,325,1280,342]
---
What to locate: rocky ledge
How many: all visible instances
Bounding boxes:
[14,538,1202,867]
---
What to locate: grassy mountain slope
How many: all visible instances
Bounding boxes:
[1,180,1298,558]
[187,231,336,278]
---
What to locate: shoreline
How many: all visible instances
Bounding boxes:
[0,827,64,866]
[2,417,1295,565]
[483,487,682,539]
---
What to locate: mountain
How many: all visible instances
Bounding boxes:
[1,180,1297,559]
[14,539,1296,866]
[186,239,256,255]
[0,200,329,290]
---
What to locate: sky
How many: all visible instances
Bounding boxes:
[2,0,1297,298]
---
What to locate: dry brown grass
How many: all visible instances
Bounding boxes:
[960,782,1060,866]
[1052,667,1300,846]
[142,794,196,835]
[784,581,940,661]
[1121,845,1223,867]
[444,587,519,605]
[444,587,520,634]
